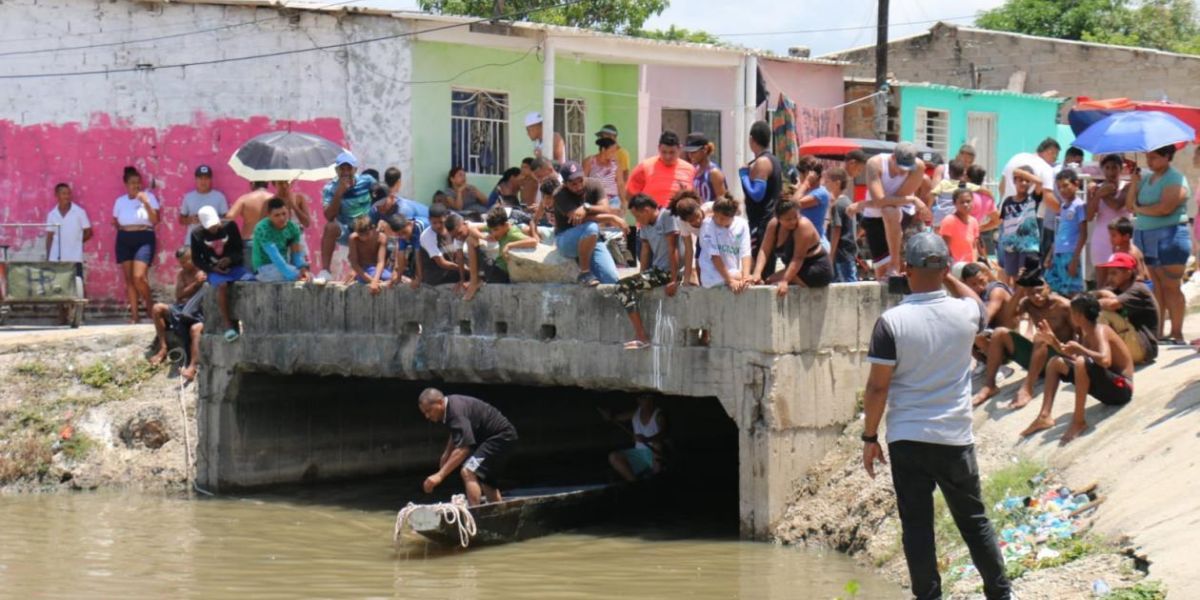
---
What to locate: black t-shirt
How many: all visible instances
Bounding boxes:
[1113,281,1159,360]
[189,221,244,274]
[443,395,518,449]
[552,179,607,234]
[827,194,857,263]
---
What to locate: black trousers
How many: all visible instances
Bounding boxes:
[889,440,1011,600]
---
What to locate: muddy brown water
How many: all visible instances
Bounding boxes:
[0,486,904,599]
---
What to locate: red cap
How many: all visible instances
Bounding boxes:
[1097,252,1137,270]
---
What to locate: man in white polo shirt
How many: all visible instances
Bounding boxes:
[45,182,93,274]
[862,232,1012,600]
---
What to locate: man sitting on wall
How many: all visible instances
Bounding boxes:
[534,161,621,287]
[148,247,206,382]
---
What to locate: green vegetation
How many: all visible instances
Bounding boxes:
[59,433,96,462]
[1106,581,1167,600]
[833,580,860,599]
[417,0,667,34]
[977,0,1200,55]
[14,360,52,378]
[79,358,157,390]
[629,25,725,45]
[0,434,52,484]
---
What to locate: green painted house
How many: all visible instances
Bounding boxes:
[898,83,1064,187]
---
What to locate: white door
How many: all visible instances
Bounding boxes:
[966,112,998,193]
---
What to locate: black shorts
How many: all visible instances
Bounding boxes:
[115,230,156,264]
[466,435,516,486]
[1060,357,1133,406]
[797,251,833,287]
[860,212,914,263]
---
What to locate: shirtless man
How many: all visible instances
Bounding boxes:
[960,262,1016,334]
[226,182,274,256]
[273,180,313,229]
[849,142,928,279]
[345,216,389,295]
[149,247,207,381]
[1020,294,1134,444]
[972,274,1075,408]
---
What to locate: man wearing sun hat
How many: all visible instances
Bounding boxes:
[524,112,565,165]
[1095,251,1159,364]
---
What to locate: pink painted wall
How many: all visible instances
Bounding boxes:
[0,115,347,305]
[758,60,847,116]
[641,65,742,171]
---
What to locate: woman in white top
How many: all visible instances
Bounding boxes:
[112,166,160,323]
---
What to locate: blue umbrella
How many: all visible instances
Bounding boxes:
[1072,111,1195,154]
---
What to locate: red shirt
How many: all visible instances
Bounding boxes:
[626,157,695,207]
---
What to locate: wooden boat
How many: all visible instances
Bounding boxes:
[399,481,646,548]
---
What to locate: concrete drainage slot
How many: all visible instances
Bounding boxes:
[687,328,711,347]
[539,324,557,341]
[403,322,422,335]
[495,321,508,335]
[459,320,472,335]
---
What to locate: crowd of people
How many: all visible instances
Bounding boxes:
[30,114,1199,383]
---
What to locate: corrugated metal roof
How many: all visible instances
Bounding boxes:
[898,82,1065,104]
[153,0,847,66]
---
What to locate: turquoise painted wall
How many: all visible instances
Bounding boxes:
[898,85,1062,179]
[410,41,639,204]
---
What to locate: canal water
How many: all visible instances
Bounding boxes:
[0,486,904,599]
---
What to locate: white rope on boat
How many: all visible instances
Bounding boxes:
[394,493,477,548]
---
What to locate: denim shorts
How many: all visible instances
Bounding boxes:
[1135,223,1192,267]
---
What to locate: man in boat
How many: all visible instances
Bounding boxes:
[418,388,519,506]
[601,395,668,482]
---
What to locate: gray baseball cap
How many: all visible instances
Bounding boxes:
[904,231,951,270]
[893,142,918,171]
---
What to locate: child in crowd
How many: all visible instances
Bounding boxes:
[940,187,983,264]
[668,190,707,286]
[461,207,538,300]
[1020,294,1134,444]
[416,204,465,286]
[1106,217,1150,285]
[825,167,857,283]
[967,165,999,259]
[997,166,1044,286]
[148,247,206,381]
[346,215,390,295]
[618,194,682,350]
[380,214,422,289]
[191,206,253,342]
[698,196,752,292]
[1044,169,1087,296]
[252,197,311,284]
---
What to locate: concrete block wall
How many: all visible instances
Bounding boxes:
[197,282,893,537]
[0,0,413,304]
[827,24,1200,178]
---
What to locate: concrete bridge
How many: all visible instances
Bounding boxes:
[196,282,892,538]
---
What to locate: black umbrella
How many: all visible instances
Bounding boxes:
[228,131,346,182]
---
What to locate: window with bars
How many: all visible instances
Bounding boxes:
[661,109,721,152]
[451,89,509,175]
[554,98,587,163]
[914,108,950,158]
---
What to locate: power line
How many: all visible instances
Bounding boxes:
[714,14,976,37]
[0,0,364,59]
[0,0,589,80]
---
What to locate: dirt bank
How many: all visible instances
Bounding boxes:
[0,324,196,494]
[776,312,1200,599]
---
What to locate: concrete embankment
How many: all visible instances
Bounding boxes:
[776,288,1200,599]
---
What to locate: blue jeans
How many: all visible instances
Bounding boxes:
[1135,223,1192,267]
[833,256,857,283]
[555,222,619,284]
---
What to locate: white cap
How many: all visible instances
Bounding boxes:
[524,112,543,128]
[198,205,221,229]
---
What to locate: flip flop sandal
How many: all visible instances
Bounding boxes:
[623,340,650,350]
[223,328,240,343]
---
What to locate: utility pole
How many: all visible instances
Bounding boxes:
[874,0,889,140]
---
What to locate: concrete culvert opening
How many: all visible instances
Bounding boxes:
[218,374,739,535]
